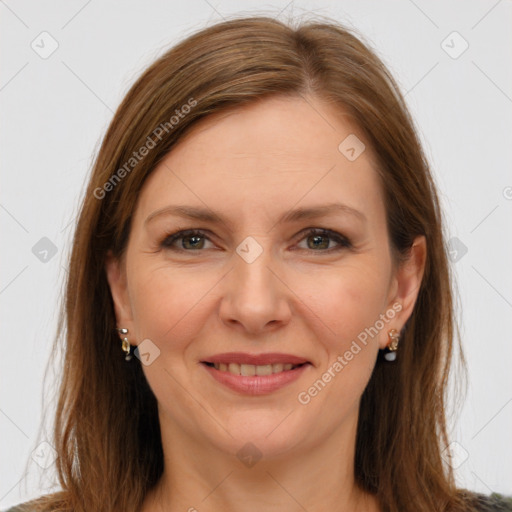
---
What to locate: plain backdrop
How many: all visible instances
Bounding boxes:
[1,0,511,508]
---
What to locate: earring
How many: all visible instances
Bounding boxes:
[384,329,400,362]
[116,327,132,361]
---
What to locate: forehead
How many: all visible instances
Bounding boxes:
[133,95,385,230]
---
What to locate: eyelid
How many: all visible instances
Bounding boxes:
[159,227,352,253]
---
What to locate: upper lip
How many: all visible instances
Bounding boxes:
[202,352,310,366]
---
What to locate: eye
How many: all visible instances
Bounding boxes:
[160,229,214,251]
[294,228,352,253]
[159,227,352,253]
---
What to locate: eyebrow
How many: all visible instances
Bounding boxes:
[144,202,366,228]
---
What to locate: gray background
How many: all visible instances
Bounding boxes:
[1,0,511,508]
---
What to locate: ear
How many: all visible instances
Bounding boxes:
[379,235,427,349]
[105,249,135,333]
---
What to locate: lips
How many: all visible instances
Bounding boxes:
[200,352,312,395]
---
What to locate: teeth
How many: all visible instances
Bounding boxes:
[212,362,302,375]
[241,364,256,376]
[256,364,272,376]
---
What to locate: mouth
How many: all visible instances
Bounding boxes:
[201,361,308,376]
[199,352,312,395]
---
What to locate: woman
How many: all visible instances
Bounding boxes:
[5,15,511,512]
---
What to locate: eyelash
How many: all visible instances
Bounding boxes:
[159,228,352,254]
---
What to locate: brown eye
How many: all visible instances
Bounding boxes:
[160,229,213,251]
[181,234,205,250]
[296,228,352,252]
[307,232,330,250]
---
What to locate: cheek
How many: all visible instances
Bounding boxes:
[128,264,206,348]
[306,263,390,347]
[291,265,390,431]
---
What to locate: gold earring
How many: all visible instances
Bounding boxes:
[116,327,132,361]
[384,329,400,362]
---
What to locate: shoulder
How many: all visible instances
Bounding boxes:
[471,492,512,511]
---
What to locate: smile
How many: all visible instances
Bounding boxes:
[200,353,312,395]
[204,362,304,376]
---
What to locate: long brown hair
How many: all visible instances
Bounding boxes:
[21,14,480,512]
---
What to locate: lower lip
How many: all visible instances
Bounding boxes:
[201,362,311,395]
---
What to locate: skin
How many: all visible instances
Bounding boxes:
[105,94,426,512]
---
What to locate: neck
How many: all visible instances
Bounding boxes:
[141,409,381,512]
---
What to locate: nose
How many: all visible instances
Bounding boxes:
[218,238,292,335]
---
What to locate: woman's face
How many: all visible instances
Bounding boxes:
[106,95,424,459]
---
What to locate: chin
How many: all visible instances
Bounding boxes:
[204,410,312,462]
